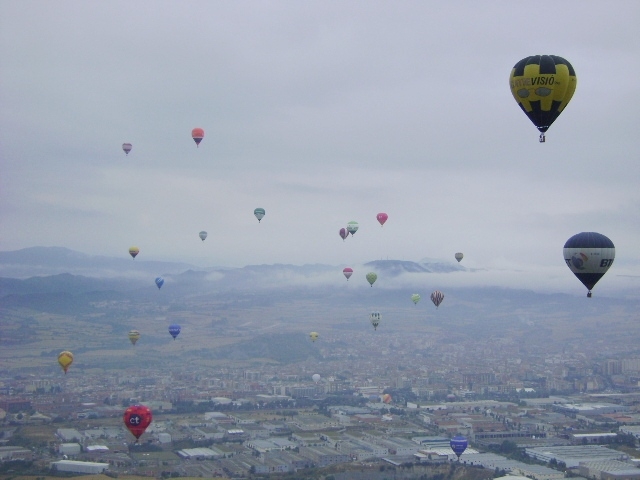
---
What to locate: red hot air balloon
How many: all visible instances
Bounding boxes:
[123,405,153,441]
[339,228,349,241]
[191,128,204,147]
[376,212,388,226]
[343,267,353,280]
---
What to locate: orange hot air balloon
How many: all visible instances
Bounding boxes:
[382,393,392,404]
[192,128,204,147]
[123,404,153,441]
[58,351,74,374]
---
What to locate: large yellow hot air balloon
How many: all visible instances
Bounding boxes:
[58,351,74,374]
[309,332,319,342]
[509,55,576,142]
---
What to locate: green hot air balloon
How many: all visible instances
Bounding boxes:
[366,272,377,287]
[347,221,359,235]
[411,293,420,305]
[254,208,265,223]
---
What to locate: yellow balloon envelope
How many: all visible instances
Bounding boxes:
[128,330,141,345]
[309,332,319,342]
[58,351,74,374]
[509,55,576,141]
[129,246,139,259]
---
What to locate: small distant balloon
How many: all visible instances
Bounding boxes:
[199,231,207,241]
[155,277,164,289]
[339,228,349,241]
[431,290,444,308]
[366,272,377,287]
[370,311,381,330]
[58,351,74,374]
[129,246,139,259]
[312,374,321,383]
[191,128,204,147]
[376,213,388,226]
[122,143,132,155]
[382,393,392,404]
[343,267,353,280]
[254,208,265,223]
[347,221,359,235]
[123,405,153,441]
[450,436,468,459]
[168,324,181,340]
[455,252,464,262]
[128,330,140,346]
[309,331,319,342]
[411,293,420,305]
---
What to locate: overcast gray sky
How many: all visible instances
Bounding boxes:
[1,1,639,294]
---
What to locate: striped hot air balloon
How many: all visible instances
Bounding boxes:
[430,290,444,308]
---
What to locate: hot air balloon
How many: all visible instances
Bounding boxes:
[199,231,207,241]
[339,228,349,241]
[254,208,265,223]
[450,436,468,460]
[129,246,139,259]
[509,55,577,142]
[411,293,420,305]
[122,143,132,155]
[455,252,464,262]
[312,374,321,383]
[563,232,615,297]
[366,272,377,287]
[123,405,153,441]
[382,393,392,404]
[376,213,388,226]
[191,128,204,147]
[168,324,181,340]
[309,331,319,342]
[370,311,381,330]
[431,290,444,308]
[58,351,73,374]
[347,221,359,235]
[155,277,164,289]
[128,330,140,346]
[343,267,353,280]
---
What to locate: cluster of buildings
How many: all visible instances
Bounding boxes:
[2,381,640,478]
[2,305,640,477]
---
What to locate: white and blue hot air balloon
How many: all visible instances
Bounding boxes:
[563,232,614,297]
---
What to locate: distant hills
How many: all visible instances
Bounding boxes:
[2,247,640,369]
[0,246,198,279]
[0,246,467,295]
